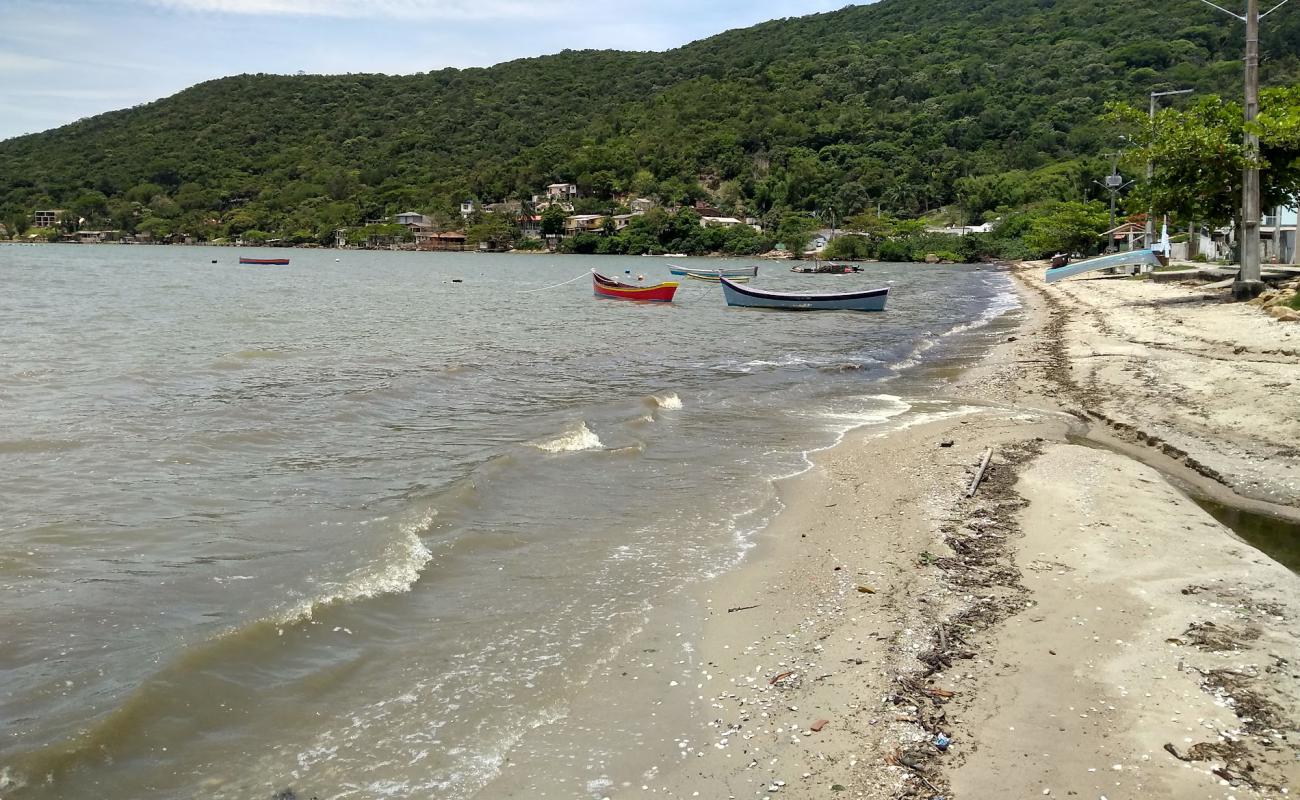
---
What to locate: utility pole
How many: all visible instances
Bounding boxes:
[1145,89,1193,249]
[1094,154,1134,252]
[1238,0,1264,298]
[1193,0,1293,298]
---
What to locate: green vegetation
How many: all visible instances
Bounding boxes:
[1,0,1299,252]
[1106,89,1300,226]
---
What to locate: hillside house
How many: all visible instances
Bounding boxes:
[33,209,65,228]
[395,212,430,227]
[564,214,606,236]
[547,183,579,200]
[520,215,543,239]
[630,198,655,214]
[459,201,476,218]
[700,216,749,229]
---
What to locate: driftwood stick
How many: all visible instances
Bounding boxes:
[967,448,993,497]
[727,604,760,613]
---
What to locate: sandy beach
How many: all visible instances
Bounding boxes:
[631,264,1300,799]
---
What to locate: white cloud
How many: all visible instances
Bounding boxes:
[0,53,63,73]
[142,0,580,19]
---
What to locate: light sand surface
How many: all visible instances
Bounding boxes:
[633,265,1300,800]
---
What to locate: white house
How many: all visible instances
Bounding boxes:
[459,201,475,218]
[1263,204,1298,264]
[546,183,579,200]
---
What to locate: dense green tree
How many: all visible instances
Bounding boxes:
[540,205,567,236]
[1019,201,1111,257]
[1107,89,1300,226]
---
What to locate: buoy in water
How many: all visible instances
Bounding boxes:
[210,259,217,264]
[451,278,463,283]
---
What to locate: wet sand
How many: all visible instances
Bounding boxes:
[635,264,1300,799]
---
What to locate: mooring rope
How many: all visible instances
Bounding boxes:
[515,270,593,293]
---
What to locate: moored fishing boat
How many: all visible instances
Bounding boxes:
[668,264,759,282]
[592,271,678,302]
[719,276,887,311]
[239,257,291,265]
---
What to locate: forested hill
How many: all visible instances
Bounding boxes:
[3,0,1299,243]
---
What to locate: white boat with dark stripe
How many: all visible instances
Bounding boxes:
[719,277,888,312]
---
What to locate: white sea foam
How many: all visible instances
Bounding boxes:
[940,286,1021,338]
[651,392,683,410]
[275,509,436,625]
[531,422,604,453]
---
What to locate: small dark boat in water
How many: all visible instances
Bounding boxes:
[719,277,887,311]
[239,257,290,266]
[790,262,862,274]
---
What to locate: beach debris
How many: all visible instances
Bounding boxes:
[810,719,829,732]
[967,448,994,497]
[939,440,955,448]
[934,733,951,751]
[856,585,876,594]
[769,670,796,686]
[727,604,760,613]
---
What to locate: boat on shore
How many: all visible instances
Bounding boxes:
[719,277,887,311]
[239,257,290,266]
[592,271,678,302]
[668,264,758,282]
[1045,249,1160,283]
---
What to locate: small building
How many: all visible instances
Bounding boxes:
[630,198,655,214]
[73,230,119,243]
[416,230,467,251]
[33,209,65,229]
[520,215,543,239]
[546,183,579,200]
[459,201,475,218]
[1263,204,1298,264]
[1101,222,1146,252]
[564,214,606,236]
[395,212,429,227]
[700,216,745,229]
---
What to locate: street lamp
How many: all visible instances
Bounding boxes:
[1095,164,1135,251]
[1193,0,1294,298]
[1145,89,1194,249]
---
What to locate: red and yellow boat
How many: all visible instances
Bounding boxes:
[592,271,678,303]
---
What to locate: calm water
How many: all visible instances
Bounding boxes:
[0,245,1017,798]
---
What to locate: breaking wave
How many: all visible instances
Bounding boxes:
[276,510,436,625]
[530,422,604,453]
[649,392,683,410]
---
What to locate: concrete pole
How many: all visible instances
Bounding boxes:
[1146,93,1157,250]
[1235,0,1265,298]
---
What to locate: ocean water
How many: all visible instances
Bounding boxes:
[0,245,1018,798]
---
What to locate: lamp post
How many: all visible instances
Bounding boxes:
[1092,153,1133,249]
[1145,89,1193,249]
[1193,0,1293,298]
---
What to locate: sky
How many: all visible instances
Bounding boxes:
[0,0,851,142]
